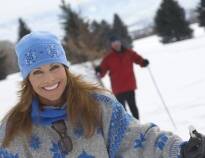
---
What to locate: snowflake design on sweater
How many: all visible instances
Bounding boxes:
[155,133,168,150]
[25,50,37,65]
[29,134,41,150]
[0,148,19,158]
[133,133,146,149]
[92,93,115,108]
[91,93,132,158]
[108,102,132,158]
[92,93,133,158]
[133,123,157,149]
[47,44,62,57]
[78,150,95,158]
[50,141,66,158]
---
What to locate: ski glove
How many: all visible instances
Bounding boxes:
[181,131,205,158]
[143,59,149,67]
[94,66,101,74]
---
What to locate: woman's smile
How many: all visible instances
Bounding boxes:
[42,82,60,91]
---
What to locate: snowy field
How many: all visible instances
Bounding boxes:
[1,24,205,141]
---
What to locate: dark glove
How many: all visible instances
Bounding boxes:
[143,59,149,67]
[181,130,205,158]
[94,66,101,73]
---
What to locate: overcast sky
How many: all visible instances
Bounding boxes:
[0,0,199,42]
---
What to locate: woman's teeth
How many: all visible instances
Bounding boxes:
[44,83,59,91]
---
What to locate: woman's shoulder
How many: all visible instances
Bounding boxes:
[92,91,118,107]
[92,91,127,118]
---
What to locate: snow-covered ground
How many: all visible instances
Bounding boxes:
[1,24,205,141]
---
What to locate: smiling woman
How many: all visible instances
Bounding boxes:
[0,31,204,158]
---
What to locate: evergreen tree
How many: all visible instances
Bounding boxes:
[112,14,132,47]
[90,20,112,52]
[60,0,82,43]
[59,0,90,63]
[197,0,205,28]
[0,50,7,80]
[155,0,193,43]
[59,0,112,63]
[17,18,31,41]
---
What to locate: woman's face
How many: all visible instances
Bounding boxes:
[111,40,122,52]
[29,63,67,106]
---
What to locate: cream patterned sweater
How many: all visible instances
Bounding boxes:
[0,93,183,158]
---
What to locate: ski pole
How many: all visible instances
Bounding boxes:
[147,66,177,130]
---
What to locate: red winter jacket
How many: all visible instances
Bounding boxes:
[99,48,145,95]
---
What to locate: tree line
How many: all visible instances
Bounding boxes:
[1,0,205,80]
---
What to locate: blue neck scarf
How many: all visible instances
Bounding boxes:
[31,98,67,126]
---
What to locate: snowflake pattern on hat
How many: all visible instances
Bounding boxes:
[47,44,62,57]
[25,50,37,66]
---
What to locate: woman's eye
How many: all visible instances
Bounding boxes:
[50,65,60,71]
[32,70,43,75]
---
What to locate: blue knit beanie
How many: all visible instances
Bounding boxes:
[16,31,69,79]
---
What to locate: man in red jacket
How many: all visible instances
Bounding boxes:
[95,36,149,119]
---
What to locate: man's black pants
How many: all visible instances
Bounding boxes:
[115,91,139,120]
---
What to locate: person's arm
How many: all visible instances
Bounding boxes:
[95,93,183,158]
[95,56,109,78]
[130,49,149,67]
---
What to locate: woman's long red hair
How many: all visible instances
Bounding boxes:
[1,68,106,147]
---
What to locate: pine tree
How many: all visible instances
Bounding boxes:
[90,20,112,52]
[155,0,193,43]
[59,0,112,63]
[112,14,132,47]
[0,50,7,80]
[60,0,82,43]
[17,18,31,41]
[197,0,205,28]
[59,0,89,63]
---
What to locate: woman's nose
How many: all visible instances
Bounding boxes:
[43,72,56,84]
